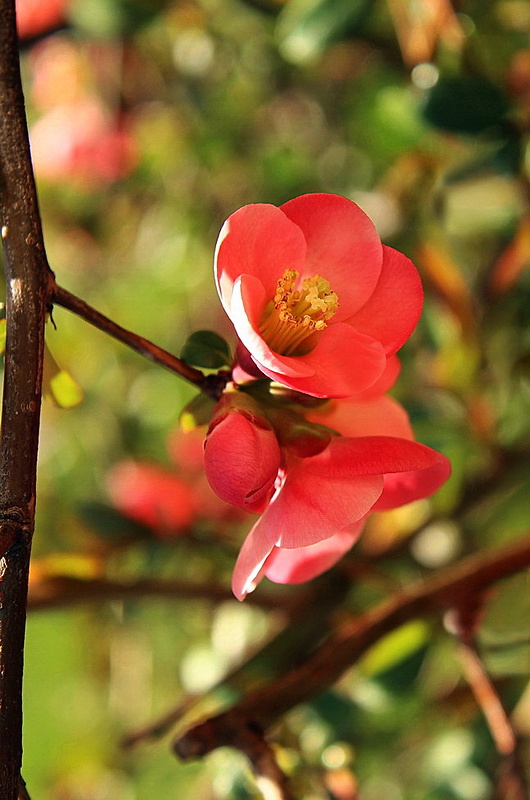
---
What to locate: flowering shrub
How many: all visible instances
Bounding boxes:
[27,36,137,188]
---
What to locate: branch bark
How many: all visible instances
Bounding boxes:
[0,1,55,795]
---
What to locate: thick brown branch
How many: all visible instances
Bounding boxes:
[174,533,530,759]
[0,1,55,796]
[53,285,229,399]
[27,573,285,611]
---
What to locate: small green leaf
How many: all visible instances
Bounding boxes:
[179,393,216,432]
[181,330,231,370]
[48,369,84,409]
[43,343,84,408]
[360,621,430,677]
[0,318,6,356]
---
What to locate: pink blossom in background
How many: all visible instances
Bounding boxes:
[215,193,423,398]
[106,461,195,539]
[230,395,451,599]
[16,0,69,39]
[30,100,137,188]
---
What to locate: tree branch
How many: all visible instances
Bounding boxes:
[448,606,528,798]
[0,0,55,796]
[26,572,286,611]
[53,284,230,400]
[173,533,530,759]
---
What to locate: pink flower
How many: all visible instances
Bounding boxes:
[215,193,423,398]
[231,395,451,599]
[16,0,69,40]
[107,461,195,538]
[30,100,137,188]
[203,391,281,513]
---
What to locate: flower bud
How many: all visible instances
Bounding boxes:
[204,394,281,512]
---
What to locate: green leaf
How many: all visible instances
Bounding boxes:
[43,344,84,409]
[179,393,216,432]
[77,502,151,542]
[276,0,375,64]
[180,330,231,370]
[360,621,430,677]
[422,75,509,135]
[47,370,84,409]
[0,318,6,356]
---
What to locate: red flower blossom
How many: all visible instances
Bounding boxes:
[230,395,451,599]
[16,0,68,40]
[107,461,195,538]
[30,100,137,188]
[215,193,422,398]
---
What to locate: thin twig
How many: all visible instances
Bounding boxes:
[457,640,529,799]
[53,284,230,399]
[457,638,517,756]
[448,606,529,799]
[0,1,55,797]
[173,533,530,759]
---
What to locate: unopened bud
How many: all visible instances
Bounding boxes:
[204,392,281,512]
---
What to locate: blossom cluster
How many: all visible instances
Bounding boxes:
[204,193,450,599]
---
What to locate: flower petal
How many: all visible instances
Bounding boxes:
[308,436,448,479]
[280,193,384,319]
[264,519,365,584]
[257,323,387,398]
[230,275,316,378]
[215,203,307,313]
[255,461,383,548]
[231,523,276,601]
[373,455,452,510]
[355,354,401,399]
[308,395,414,440]
[347,245,423,355]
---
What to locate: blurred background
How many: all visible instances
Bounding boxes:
[7,0,530,796]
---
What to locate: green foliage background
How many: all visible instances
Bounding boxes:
[5,0,530,796]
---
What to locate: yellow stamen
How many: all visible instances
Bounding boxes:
[259,269,339,356]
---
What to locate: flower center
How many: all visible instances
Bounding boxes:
[259,270,339,356]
